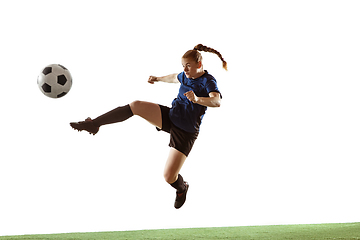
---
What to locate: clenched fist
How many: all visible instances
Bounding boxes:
[184,91,198,103]
[148,76,158,84]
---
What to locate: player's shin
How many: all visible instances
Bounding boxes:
[92,104,134,127]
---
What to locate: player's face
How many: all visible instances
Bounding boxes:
[181,58,202,79]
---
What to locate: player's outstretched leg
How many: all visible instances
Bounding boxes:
[70,101,162,135]
[70,104,133,135]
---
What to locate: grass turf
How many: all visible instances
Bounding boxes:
[1,222,359,240]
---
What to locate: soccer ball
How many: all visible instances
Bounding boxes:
[37,64,72,98]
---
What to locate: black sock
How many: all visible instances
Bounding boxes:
[170,174,186,193]
[92,104,133,127]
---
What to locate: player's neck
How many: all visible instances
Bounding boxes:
[191,70,205,79]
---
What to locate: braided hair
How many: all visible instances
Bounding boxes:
[182,44,228,71]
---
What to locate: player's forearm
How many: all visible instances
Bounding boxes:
[195,96,221,108]
[158,73,179,83]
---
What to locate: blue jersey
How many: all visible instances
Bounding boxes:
[169,71,221,133]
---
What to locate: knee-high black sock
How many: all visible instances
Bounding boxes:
[170,174,186,193]
[92,104,133,127]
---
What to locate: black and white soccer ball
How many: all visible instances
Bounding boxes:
[37,64,72,98]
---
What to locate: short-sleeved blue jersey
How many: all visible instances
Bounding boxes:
[169,70,221,133]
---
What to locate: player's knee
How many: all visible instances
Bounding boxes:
[129,100,142,115]
[163,170,177,184]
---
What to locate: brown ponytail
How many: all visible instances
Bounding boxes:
[193,44,228,71]
[182,44,228,71]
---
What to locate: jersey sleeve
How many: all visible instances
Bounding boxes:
[205,78,222,98]
[177,72,185,84]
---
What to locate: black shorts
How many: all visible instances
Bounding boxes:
[156,105,198,157]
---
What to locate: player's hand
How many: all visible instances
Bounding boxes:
[184,91,198,103]
[148,76,158,84]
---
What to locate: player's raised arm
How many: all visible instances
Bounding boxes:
[148,73,179,84]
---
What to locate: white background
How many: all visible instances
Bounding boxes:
[1,0,359,236]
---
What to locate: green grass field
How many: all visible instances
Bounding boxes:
[1,222,359,240]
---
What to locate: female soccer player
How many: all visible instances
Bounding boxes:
[70,44,227,209]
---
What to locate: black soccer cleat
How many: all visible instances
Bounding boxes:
[70,117,99,135]
[174,181,189,209]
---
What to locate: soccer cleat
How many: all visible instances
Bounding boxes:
[70,117,99,135]
[174,181,189,209]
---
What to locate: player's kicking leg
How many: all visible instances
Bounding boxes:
[70,101,161,134]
